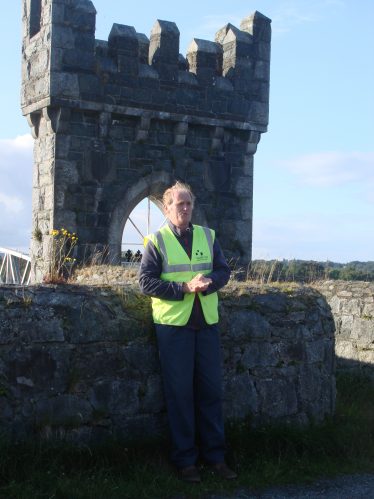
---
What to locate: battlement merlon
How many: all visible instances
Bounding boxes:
[21,0,271,132]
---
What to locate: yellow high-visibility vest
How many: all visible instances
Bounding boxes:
[144,224,219,326]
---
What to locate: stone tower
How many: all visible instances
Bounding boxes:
[21,0,271,282]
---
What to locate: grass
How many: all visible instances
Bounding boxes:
[0,373,373,499]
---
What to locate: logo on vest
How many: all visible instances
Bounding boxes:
[195,250,209,262]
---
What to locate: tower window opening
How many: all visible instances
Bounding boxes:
[29,0,42,38]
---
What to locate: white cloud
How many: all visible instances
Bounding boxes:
[3,134,34,149]
[0,134,33,251]
[0,134,33,159]
[278,151,374,188]
[0,193,24,213]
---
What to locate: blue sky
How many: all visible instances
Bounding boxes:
[0,0,373,262]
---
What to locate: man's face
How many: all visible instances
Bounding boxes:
[164,189,193,229]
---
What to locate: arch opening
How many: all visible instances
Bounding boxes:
[121,197,166,264]
[107,172,173,265]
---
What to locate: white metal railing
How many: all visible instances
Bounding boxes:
[0,247,31,285]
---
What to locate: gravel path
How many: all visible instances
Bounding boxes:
[205,473,374,498]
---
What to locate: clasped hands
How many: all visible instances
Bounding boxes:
[182,273,212,293]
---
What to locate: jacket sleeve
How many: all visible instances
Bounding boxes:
[138,239,185,300]
[203,237,231,295]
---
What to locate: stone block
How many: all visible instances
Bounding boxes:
[65,2,96,33]
[215,23,239,45]
[223,373,258,419]
[50,72,80,98]
[221,28,253,68]
[256,41,271,61]
[55,159,79,184]
[351,317,374,342]
[137,33,150,63]
[213,77,233,92]
[297,365,322,403]
[305,339,326,363]
[0,398,13,421]
[139,374,164,413]
[328,295,341,315]
[63,49,96,72]
[241,342,278,368]
[227,96,250,116]
[34,395,93,427]
[339,315,354,338]
[50,3,65,24]
[178,71,198,86]
[27,49,50,78]
[149,20,180,65]
[108,379,142,416]
[187,39,222,82]
[254,60,271,81]
[110,29,136,56]
[240,11,272,43]
[139,64,159,80]
[224,309,271,340]
[344,298,363,316]
[203,161,231,192]
[240,198,252,221]
[257,378,298,419]
[74,32,96,52]
[248,101,269,124]
[252,292,288,313]
[152,63,178,83]
[117,54,139,76]
[234,176,252,197]
[358,350,374,364]
[51,26,75,50]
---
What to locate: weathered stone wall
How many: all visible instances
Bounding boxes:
[0,283,335,442]
[316,281,374,378]
[21,0,271,282]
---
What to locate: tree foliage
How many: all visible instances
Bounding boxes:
[247,260,374,283]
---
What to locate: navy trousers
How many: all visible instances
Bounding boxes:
[155,323,226,468]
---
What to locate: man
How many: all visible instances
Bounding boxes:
[138,181,237,483]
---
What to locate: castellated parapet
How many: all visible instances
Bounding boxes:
[21,0,271,282]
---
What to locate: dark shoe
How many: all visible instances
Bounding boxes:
[209,462,237,480]
[178,465,201,483]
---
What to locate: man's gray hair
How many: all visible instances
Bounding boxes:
[163,181,195,207]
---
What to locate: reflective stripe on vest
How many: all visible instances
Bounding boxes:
[154,226,213,274]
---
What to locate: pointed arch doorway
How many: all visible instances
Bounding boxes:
[121,196,166,263]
